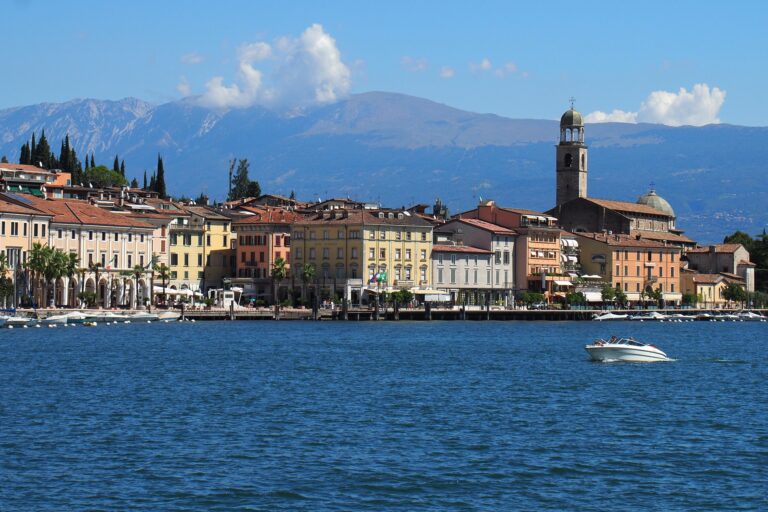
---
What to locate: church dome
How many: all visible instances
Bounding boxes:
[637,189,675,217]
[560,108,584,127]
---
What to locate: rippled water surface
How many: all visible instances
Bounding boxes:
[2,320,767,511]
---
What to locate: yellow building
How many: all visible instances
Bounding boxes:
[292,209,433,304]
[681,270,745,308]
[169,206,234,296]
[0,195,52,306]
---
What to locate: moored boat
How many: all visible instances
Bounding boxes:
[585,336,669,362]
[592,312,628,321]
[158,311,181,322]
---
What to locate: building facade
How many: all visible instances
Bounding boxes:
[685,244,755,293]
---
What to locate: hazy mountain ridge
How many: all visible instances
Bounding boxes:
[0,92,766,243]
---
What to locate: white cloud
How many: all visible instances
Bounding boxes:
[585,83,726,126]
[196,23,351,110]
[494,62,518,77]
[176,76,192,96]
[181,52,204,65]
[585,109,638,123]
[401,55,428,72]
[440,66,455,79]
[470,57,492,73]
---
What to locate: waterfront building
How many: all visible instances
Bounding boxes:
[0,195,53,306]
[685,244,755,293]
[231,206,300,302]
[574,231,683,305]
[432,218,517,305]
[457,201,562,297]
[168,206,234,295]
[291,209,433,304]
[680,270,746,308]
[3,194,155,307]
[546,106,695,249]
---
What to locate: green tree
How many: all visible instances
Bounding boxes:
[600,284,616,303]
[132,264,145,309]
[722,282,747,306]
[300,263,315,303]
[154,263,170,305]
[155,155,167,198]
[271,257,288,307]
[89,261,103,307]
[0,252,14,308]
[723,230,753,251]
[120,160,126,177]
[2,155,8,163]
[130,177,139,189]
[113,155,120,174]
[143,170,148,190]
[566,291,586,305]
[33,130,53,168]
[229,159,260,201]
[84,165,127,188]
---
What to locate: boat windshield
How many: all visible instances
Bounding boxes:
[606,337,647,346]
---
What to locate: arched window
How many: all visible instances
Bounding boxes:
[564,153,573,168]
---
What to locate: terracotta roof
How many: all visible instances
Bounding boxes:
[691,273,723,284]
[0,196,49,216]
[452,218,517,235]
[574,231,678,249]
[687,244,743,254]
[499,206,554,217]
[183,205,231,221]
[12,196,153,229]
[587,197,673,218]
[720,272,745,282]
[234,207,301,225]
[432,245,493,254]
[738,259,756,267]
[296,209,433,227]
[0,163,51,173]
[630,229,695,244]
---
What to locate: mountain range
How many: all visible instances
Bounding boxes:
[1,91,766,244]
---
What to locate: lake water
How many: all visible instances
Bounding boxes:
[1,320,767,511]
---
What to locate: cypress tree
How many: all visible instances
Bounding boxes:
[149,172,156,192]
[156,154,167,199]
[120,159,126,177]
[30,132,36,162]
[113,155,120,173]
[90,154,95,169]
[1,155,8,163]
[19,142,29,164]
[143,170,147,190]
[130,177,139,189]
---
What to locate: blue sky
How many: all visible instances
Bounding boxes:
[4,0,767,125]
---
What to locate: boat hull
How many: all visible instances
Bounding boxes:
[585,345,669,362]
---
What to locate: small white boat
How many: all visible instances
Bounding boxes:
[627,311,668,321]
[592,312,628,321]
[2,315,32,327]
[62,311,91,324]
[585,336,669,362]
[40,314,69,325]
[89,312,130,322]
[157,311,181,322]
[738,311,767,322]
[129,312,159,322]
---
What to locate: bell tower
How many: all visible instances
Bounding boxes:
[556,99,588,206]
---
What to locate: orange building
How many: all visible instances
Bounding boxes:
[458,201,561,295]
[574,232,683,304]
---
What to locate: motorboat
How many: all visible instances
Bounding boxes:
[592,312,628,321]
[129,312,159,322]
[88,312,130,322]
[627,311,668,321]
[158,311,181,322]
[1,315,33,327]
[738,311,767,322]
[40,314,69,325]
[62,311,91,324]
[585,336,669,362]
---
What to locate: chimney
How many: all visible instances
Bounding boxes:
[709,245,717,253]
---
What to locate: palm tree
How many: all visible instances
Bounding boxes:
[300,263,315,304]
[27,242,48,307]
[64,252,79,307]
[44,248,68,307]
[154,263,170,306]
[271,257,288,306]
[0,252,12,309]
[132,264,145,309]
[89,261,103,308]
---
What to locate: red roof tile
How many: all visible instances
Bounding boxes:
[432,245,493,254]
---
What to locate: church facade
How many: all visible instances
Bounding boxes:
[546,106,695,250]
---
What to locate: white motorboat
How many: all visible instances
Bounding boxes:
[157,311,181,322]
[62,312,91,324]
[40,314,69,325]
[592,312,628,321]
[89,312,130,322]
[738,311,767,322]
[627,311,668,321]
[2,315,32,327]
[129,312,159,322]
[585,336,669,362]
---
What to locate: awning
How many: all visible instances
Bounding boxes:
[582,274,602,279]
[584,291,603,302]
[554,280,573,286]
